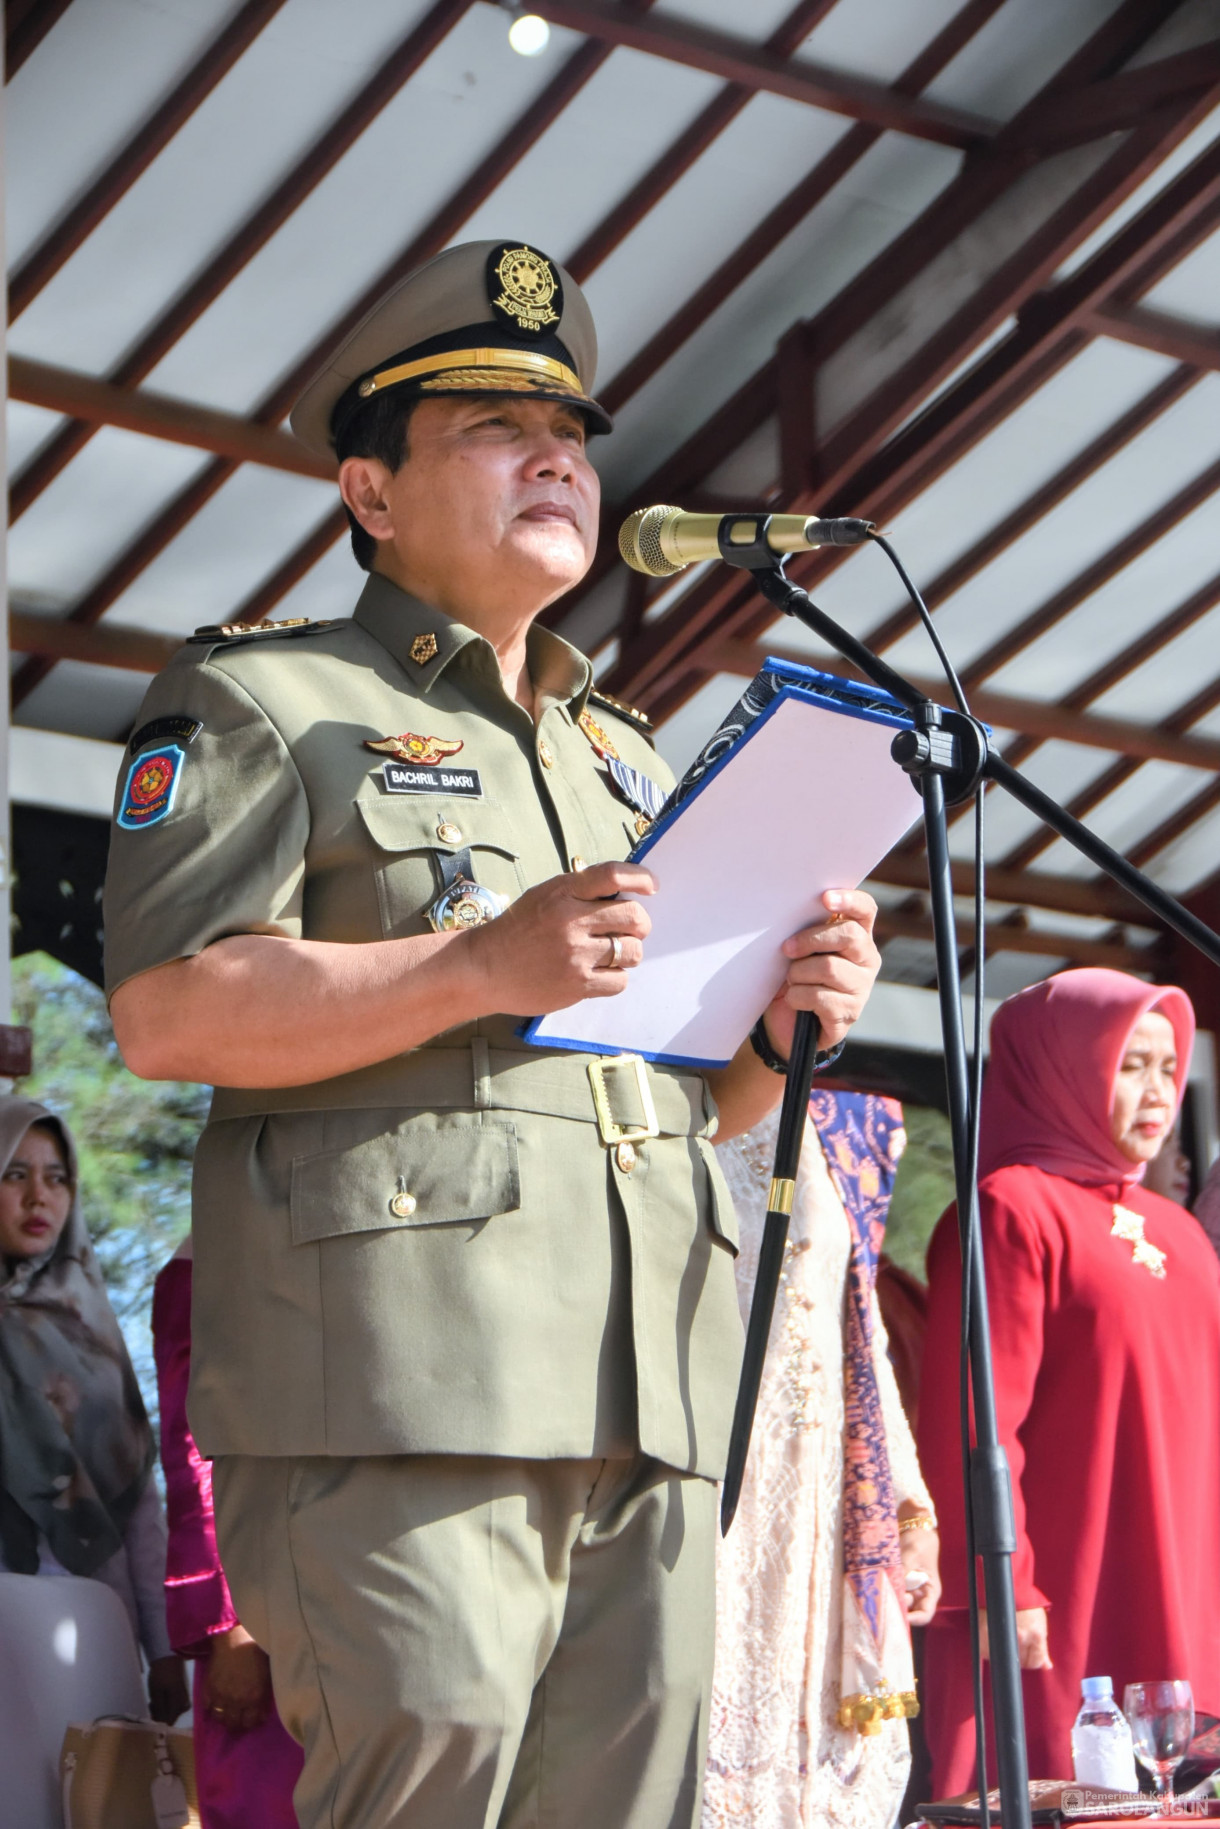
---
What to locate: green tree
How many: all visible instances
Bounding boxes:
[11,953,209,1428]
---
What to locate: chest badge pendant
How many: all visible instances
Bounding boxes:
[1111,1204,1167,1279]
[426,844,508,933]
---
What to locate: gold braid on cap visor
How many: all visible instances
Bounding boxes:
[358,346,583,400]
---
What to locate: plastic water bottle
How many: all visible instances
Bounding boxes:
[1071,1676,1139,1791]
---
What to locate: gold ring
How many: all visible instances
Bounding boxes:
[605,935,624,970]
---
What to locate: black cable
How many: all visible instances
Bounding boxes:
[867,532,971,718]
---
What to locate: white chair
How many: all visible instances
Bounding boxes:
[0,1571,145,1829]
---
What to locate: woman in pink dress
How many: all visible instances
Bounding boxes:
[153,1238,302,1828]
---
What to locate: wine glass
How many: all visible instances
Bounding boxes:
[1123,1681,1195,1814]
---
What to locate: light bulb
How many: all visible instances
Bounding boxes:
[508,12,550,54]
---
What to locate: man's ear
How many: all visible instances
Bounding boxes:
[338,456,396,541]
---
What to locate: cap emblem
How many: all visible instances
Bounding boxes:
[488,244,562,335]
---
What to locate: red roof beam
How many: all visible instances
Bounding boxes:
[9,0,291,316]
[524,0,992,146]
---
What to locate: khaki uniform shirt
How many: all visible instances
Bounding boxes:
[104,574,742,1475]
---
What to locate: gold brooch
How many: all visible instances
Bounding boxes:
[578,709,619,760]
[1111,1204,1167,1279]
[410,632,439,665]
[364,732,463,765]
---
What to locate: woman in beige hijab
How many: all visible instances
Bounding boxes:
[0,1096,187,1720]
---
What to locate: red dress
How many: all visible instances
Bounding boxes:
[917,1163,1220,1795]
[152,1258,302,1829]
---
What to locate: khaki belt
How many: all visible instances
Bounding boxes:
[208,1042,713,1141]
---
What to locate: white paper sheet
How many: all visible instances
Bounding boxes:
[526,688,923,1068]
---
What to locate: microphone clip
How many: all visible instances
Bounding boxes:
[714,514,788,573]
[714,513,875,571]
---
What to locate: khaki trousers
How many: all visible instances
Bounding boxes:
[211,1453,717,1829]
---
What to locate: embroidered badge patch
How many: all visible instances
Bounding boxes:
[118,746,184,830]
[364,732,464,765]
[486,243,562,334]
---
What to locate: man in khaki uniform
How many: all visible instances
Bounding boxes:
[105,240,881,1829]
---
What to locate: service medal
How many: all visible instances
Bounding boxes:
[426,877,509,933]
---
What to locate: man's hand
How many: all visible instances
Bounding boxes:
[147,1653,190,1724]
[762,889,881,1059]
[466,861,655,1015]
[202,1624,275,1733]
[978,1606,1052,1669]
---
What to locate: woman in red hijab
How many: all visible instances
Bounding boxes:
[917,968,1220,1795]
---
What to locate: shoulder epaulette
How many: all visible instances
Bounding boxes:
[187,617,346,647]
[588,688,654,734]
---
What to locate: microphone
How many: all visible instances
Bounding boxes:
[619,504,874,577]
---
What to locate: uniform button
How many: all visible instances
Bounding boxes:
[390,1179,417,1218]
[570,855,586,872]
[539,740,555,769]
[437,822,462,844]
[615,1141,637,1173]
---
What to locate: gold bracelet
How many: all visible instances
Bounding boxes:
[898,1513,937,1535]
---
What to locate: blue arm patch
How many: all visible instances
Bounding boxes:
[117,744,185,830]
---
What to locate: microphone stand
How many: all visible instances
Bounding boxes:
[714,525,1220,1829]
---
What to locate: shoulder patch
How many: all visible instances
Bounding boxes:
[187,617,346,647]
[588,688,654,734]
[129,714,202,756]
[117,745,185,830]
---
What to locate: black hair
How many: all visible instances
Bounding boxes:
[334,389,418,572]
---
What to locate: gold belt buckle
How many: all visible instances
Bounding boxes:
[587,1054,660,1147]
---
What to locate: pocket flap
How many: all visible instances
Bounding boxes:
[356,794,517,858]
[291,1118,520,1243]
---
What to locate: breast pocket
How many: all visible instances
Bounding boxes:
[356,794,524,937]
[291,1113,521,1243]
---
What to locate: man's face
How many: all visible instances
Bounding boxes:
[341,394,601,620]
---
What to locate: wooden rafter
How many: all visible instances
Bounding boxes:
[526,0,992,146]
[9,0,289,315]
[872,906,1162,973]
[565,0,842,280]
[862,365,1200,656]
[8,355,333,477]
[9,14,641,704]
[997,573,1220,871]
[1004,40,1220,154]
[6,0,72,77]
[596,103,1220,716]
[601,0,1004,414]
[1089,300,1220,370]
[959,454,1220,689]
[8,0,474,522]
[705,639,1220,773]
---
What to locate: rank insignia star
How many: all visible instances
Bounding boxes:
[410,633,439,665]
[364,732,465,765]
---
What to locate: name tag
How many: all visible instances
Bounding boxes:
[382,761,483,797]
